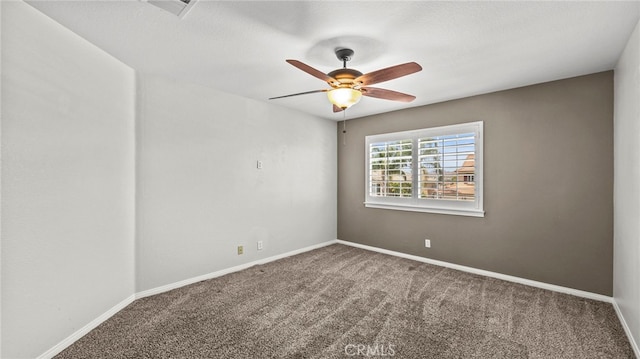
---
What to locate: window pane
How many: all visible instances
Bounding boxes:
[418,132,476,201]
[369,139,413,198]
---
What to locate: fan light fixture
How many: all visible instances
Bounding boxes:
[327,88,362,109]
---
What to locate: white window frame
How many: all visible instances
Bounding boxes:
[364,121,484,217]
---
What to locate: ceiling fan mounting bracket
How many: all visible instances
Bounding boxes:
[335,48,355,67]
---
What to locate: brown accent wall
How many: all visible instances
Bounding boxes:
[337,71,613,295]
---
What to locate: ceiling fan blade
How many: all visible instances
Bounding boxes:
[286,60,338,84]
[361,87,416,102]
[269,89,327,100]
[333,105,344,113]
[355,62,422,86]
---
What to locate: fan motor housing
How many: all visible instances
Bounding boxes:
[327,68,363,88]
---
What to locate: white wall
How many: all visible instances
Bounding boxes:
[1,2,136,358]
[614,18,640,355]
[1,3,336,356]
[135,73,336,292]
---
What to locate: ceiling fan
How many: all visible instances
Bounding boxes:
[269,48,422,112]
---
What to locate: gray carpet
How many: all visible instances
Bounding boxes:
[56,244,634,358]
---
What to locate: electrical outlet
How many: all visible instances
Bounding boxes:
[257,241,264,250]
[257,160,263,169]
[424,239,431,248]
[237,245,244,255]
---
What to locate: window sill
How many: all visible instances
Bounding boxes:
[364,202,485,218]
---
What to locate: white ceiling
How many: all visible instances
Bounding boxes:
[26,0,640,121]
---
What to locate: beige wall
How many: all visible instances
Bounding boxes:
[338,71,613,295]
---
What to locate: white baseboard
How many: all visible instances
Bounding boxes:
[37,294,136,359]
[39,239,625,359]
[135,239,338,299]
[612,300,640,358]
[342,239,640,356]
[336,239,613,303]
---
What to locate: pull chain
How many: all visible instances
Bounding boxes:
[342,109,347,146]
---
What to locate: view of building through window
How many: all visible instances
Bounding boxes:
[418,133,475,201]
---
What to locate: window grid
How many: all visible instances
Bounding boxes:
[418,133,476,201]
[369,140,413,198]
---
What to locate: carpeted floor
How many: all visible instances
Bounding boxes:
[56,244,634,358]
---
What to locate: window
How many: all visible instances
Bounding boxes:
[365,121,484,217]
